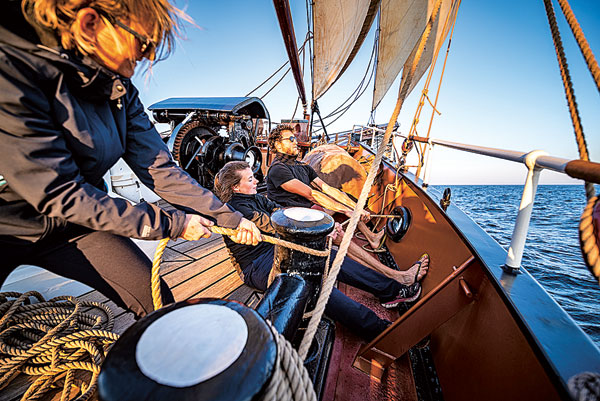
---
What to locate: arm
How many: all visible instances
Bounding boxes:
[121,81,242,229]
[231,196,281,235]
[0,54,185,240]
[312,178,357,209]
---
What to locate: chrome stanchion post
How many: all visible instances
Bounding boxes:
[504,150,548,273]
[422,143,434,189]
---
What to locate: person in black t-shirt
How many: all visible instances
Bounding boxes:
[214,161,428,341]
[266,124,388,252]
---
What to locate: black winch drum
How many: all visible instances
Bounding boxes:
[271,207,334,310]
[98,299,277,401]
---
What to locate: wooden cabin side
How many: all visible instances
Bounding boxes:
[349,145,564,401]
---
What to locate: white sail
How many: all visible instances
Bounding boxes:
[398,0,457,99]
[313,0,380,100]
[372,0,433,110]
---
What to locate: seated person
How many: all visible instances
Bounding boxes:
[266,124,385,251]
[214,161,428,342]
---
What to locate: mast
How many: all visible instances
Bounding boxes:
[272,0,308,116]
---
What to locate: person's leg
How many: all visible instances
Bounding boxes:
[241,247,275,291]
[345,241,429,285]
[357,221,384,250]
[325,287,390,342]
[328,249,402,302]
[30,230,174,318]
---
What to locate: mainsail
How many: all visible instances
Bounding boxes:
[371,0,433,110]
[312,0,380,100]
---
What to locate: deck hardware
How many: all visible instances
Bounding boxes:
[354,256,480,375]
[504,150,548,273]
[440,187,451,211]
[453,265,473,298]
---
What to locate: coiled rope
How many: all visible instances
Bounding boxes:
[298,0,445,359]
[542,0,600,284]
[0,291,119,401]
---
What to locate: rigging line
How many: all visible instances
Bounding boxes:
[261,39,308,100]
[424,0,461,139]
[408,0,457,139]
[260,65,293,99]
[291,32,310,121]
[246,36,311,97]
[542,0,599,284]
[416,0,462,181]
[322,32,379,119]
[312,60,376,132]
[370,5,382,114]
[306,0,315,103]
[555,0,600,93]
[312,35,379,133]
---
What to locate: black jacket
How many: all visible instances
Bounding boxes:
[223,193,281,270]
[0,6,241,242]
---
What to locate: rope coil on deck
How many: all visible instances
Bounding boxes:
[0,291,119,401]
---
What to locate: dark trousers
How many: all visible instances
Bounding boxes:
[243,248,398,341]
[0,226,174,318]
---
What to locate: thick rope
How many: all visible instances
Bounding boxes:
[0,292,119,401]
[298,0,444,359]
[555,0,600,93]
[262,322,317,401]
[152,226,330,310]
[543,0,600,284]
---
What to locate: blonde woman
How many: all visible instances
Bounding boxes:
[0,0,260,317]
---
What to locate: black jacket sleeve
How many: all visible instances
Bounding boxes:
[121,82,242,229]
[0,51,186,240]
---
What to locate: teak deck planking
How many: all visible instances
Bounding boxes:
[0,233,262,401]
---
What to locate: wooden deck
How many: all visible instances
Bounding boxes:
[0,233,263,401]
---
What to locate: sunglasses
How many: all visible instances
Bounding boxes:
[95,9,157,59]
[282,136,297,143]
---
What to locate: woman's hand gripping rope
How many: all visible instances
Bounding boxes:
[152,222,330,310]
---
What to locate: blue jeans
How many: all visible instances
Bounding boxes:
[242,248,399,341]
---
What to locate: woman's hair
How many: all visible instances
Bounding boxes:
[214,161,250,203]
[22,0,187,63]
[267,123,295,150]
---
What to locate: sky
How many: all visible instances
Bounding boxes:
[133,0,599,185]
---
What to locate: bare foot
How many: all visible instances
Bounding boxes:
[368,229,385,249]
[397,254,429,285]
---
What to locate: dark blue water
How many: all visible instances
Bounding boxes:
[433,185,600,347]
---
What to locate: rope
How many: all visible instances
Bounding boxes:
[542,0,600,284]
[555,0,600,93]
[262,322,317,401]
[298,0,445,360]
[0,292,119,401]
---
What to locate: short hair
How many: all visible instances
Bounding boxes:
[22,0,188,64]
[268,123,295,150]
[214,161,250,203]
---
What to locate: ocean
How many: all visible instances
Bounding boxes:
[433,185,600,348]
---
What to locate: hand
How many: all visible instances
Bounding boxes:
[230,218,262,246]
[328,222,344,245]
[360,210,370,223]
[180,214,213,241]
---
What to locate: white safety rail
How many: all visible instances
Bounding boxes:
[350,124,579,272]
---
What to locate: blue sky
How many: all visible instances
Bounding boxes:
[133,1,599,185]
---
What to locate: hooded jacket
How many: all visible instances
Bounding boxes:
[0,4,241,243]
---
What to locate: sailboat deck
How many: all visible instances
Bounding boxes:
[0,233,263,401]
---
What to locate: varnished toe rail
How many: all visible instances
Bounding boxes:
[353,256,479,379]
